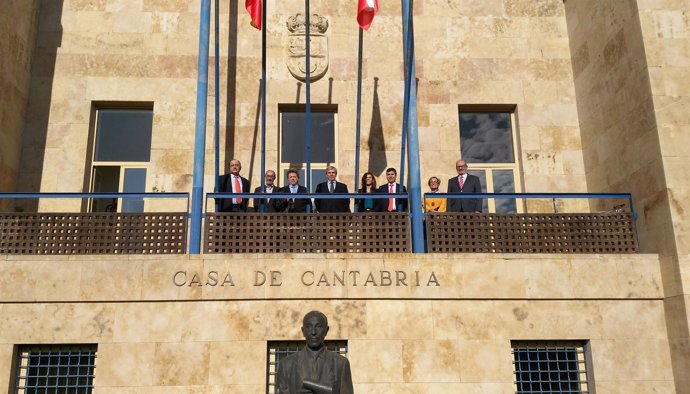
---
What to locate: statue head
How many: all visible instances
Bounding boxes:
[301,311,329,351]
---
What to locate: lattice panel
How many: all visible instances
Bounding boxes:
[0,213,187,254]
[427,213,637,253]
[205,212,409,253]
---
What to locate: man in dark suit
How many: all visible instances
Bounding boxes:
[281,169,312,213]
[377,167,408,212]
[253,170,283,212]
[447,159,483,212]
[217,159,250,212]
[314,166,350,213]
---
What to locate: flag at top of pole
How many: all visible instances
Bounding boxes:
[246,0,262,30]
[357,0,379,30]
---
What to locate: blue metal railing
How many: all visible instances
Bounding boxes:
[0,191,637,254]
[1,192,189,211]
[1,192,188,199]
[424,192,636,217]
[424,191,639,253]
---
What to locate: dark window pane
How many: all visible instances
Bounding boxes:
[281,112,335,163]
[467,169,488,213]
[91,166,119,212]
[310,169,327,192]
[459,112,514,163]
[122,168,147,213]
[95,109,153,162]
[493,169,517,213]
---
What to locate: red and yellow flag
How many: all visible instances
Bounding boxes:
[357,0,379,31]
[246,0,262,30]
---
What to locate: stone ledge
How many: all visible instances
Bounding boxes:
[0,253,663,302]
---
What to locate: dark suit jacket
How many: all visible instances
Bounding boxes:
[355,190,382,212]
[315,181,350,213]
[377,183,408,212]
[252,185,282,212]
[447,174,482,212]
[217,174,250,212]
[281,184,312,213]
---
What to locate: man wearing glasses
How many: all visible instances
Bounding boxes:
[447,159,483,212]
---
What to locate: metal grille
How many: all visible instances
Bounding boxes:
[0,212,187,254]
[14,344,97,393]
[205,213,409,253]
[512,341,590,394]
[427,212,637,253]
[266,340,348,394]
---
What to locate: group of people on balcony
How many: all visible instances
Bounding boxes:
[216,159,482,213]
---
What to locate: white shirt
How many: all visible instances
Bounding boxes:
[265,185,273,202]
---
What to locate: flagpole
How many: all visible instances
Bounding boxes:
[213,0,220,213]
[305,4,312,198]
[398,1,411,212]
[399,0,410,192]
[259,0,267,211]
[402,0,424,253]
[354,27,364,210]
[190,0,211,254]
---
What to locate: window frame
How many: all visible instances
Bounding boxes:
[278,104,338,192]
[12,344,98,393]
[511,340,594,394]
[86,103,154,213]
[458,105,523,213]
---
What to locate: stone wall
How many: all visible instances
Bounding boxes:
[0,253,672,392]
[565,1,690,391]
[0,1,39,208]
[16,0,591,213]
[636,2,690,392]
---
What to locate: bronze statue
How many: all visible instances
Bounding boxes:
[276,311,354,394]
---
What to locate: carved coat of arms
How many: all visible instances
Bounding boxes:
[286,14,329,82]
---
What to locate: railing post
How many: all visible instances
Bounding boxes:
[190,0,211,254]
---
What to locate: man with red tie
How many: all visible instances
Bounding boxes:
[447,159,483,212]
[218,159,250,212]
[376,167,408,212]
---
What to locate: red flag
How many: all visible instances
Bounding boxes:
[246,0,262,30]
[357,0,378,31]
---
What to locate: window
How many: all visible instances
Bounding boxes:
[512,340,592,393]
[279,105,337,191]
[13,344,97,393]
[459,106,522,213]
[266,340,348,394]
[89,106,153,213]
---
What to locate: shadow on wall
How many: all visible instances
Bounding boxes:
[223,3,239,180]
[15,0,64,212]
[367,77,387,176]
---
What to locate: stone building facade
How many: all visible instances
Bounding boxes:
[1,0,690,392]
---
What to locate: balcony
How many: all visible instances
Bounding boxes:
[0,192,638,255]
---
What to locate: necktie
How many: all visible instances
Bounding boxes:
[388,183,394,211]
[329,181,334,193]
[234,176,242,203]
[459,175,464,191]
